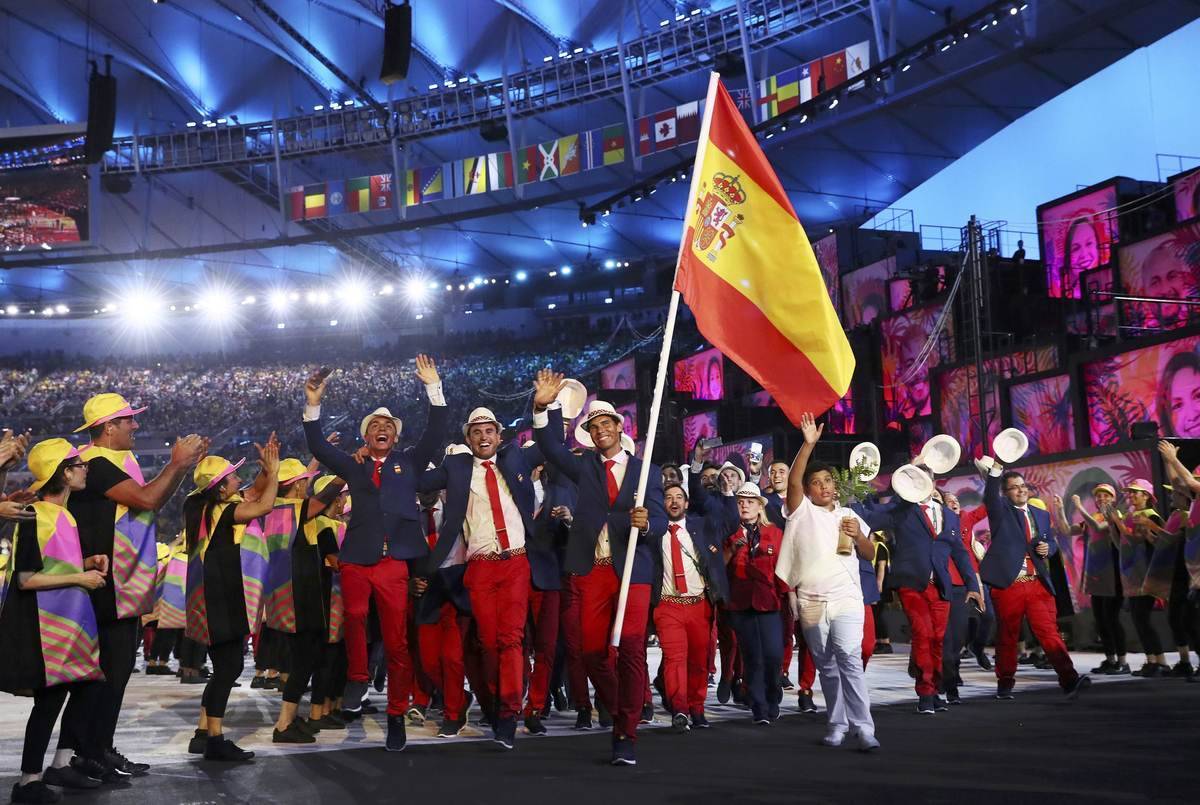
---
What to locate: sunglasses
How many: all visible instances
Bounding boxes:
[64,461,87,469]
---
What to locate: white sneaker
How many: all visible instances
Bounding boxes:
[855,730,881,753]
[821,729,846,747]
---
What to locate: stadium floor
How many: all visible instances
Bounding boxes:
[2,648,1197,803]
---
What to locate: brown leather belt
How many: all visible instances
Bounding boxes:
[471,546,527,562]
[593,556,614,567]
[661,594,706,606]
[1016,574,1038,583]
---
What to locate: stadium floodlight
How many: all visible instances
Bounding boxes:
[560,265,572,275]
[405,278,428,304]
[380,284,395,295]
[268,290,289,313]
[55,304,69,314]
[198,286,238,322]
[515,270,527,282]
[337,279,370,312]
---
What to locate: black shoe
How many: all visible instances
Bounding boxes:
[716,678,731,704]
[934,696,949,712]
[640,703,654,724]
[707,674,717,687]
[780,674,794,690]
[198,665,211,678]
[204,736,254,762]
[1017,652,1034,665]
[105,748,149,776]
[552,686,568,713]
[70,756,129,785]
[429,690,444,714]
[11,781,60,804]
[1033,658,1053,670]
[187,729,208,755]
[314,713,347,730]
[690,712,711,729]
[946,688,962,705]
[437,718,465,737]
[753,713,771,725]
[611,737,636,766]
[767,702,780,721]
[671,712,690,733]
[874,642,894,654]
[1134,663,1163,678]
[1091,659,1114,674]
[386,715,407,753]
[973,648,993,671]
[373,663,387,693]
[1064,675,1092,700]
[798,691,818,714]
[916,695,936,714]
[1106,662,1131,676]
[273,723,316,744]
[180,674,205,685]
[960,647,971,659]
[732,680,749,706]
[996,685,1015,700]
[295,717,321,736]
[1171,661,1195,678]
[574,708,593,730]
[360,701,380,715]
[597,702,613,728]
[263,676,279,690]
[42,764,101,790]
[524,714,547,736]
[250,675,266,689]
[493,717,516,750]
[146,665,174,675]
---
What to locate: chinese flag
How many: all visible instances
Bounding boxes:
[673,77,853,423]
[821,53,848,91]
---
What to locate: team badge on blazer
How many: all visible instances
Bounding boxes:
[766,546,775,556]
[393,465,403,474]
[709,545,718,554]
[517,474,525,482]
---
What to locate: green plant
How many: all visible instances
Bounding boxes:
[832,457,878,504]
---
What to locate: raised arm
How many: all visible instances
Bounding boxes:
[302,370,358,477]
[234,442,280,524]
[531,369,581,483]
[1159,440,1200,495]
[785,412,822,513]
[106,434,207,512]
[409,354,449,471]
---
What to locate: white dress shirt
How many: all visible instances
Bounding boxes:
[421,500,465,568]
[595,448,628,561]
[661,519,706,597]
[464,455,527,557]
[777,495,866,604]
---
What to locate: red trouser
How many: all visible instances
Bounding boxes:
[791,621,818,691]
[462,619,491,717]
[416,602,466,720]
[716,606,742,684]
[407,606,427,709]
[577,568,650,742]
[654,598,713,717]
[991,580,1079,690]
[341,558,411,716]
[560,575,593,710]
[898,583,950,696]
[465,555,531,721]
[862,603,876,667]
[526,589,561,717]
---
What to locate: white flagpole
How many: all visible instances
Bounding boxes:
[610,71,723,647]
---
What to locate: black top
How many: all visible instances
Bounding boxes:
[292,514,340,634]
[67,457,131,624]
[197,504,249,646]
[0,519,48,692]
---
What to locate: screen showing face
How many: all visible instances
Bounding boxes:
[600,357,636,390]
[841,256,893,327]
[1083,334,1200,444]
[1174,168,1200,223]
[938,347,1059,459]
[615,402,638,440]
[681,411,719,456]
[674,347,724,401]
[888,266,947,312]
[1039,185,1118,299]
[813,233,840,315]
[1117,224,1200,333]
[827,390,855,434]
[880,303,953,420]
[1008,374,1076,456]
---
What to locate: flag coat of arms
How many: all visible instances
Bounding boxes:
[462,156,488,195]
[673,77,854,423]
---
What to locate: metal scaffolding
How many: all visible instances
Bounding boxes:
[102,0,870,175]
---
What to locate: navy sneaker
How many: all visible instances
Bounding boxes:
[493,717,516,750]
[1064,675,1091,700]
[385,715,407,752]
[916,695,936,714]
[690,712,711,729]
[611,737,637,766]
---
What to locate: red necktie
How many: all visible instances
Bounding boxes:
[604,459,619,506]
[425,508,438,550]
[1021,509,1037,575]
[481,460,511,551]
[372,459,383,489]
[920,504,937,537]
[668,523,688,594]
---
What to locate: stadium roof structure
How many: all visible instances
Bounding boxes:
[0,0,1196,309]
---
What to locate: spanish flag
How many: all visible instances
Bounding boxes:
[673,76,853,423]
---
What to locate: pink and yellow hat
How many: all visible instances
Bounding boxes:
[28,438,81,492]
[277,458,318,486]
[74,393,147,433]
[1123,478,1156,504]
[189,456,245,496]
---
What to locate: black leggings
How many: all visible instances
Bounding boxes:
[1167,554,1192,649]
[62,617,137,755]
[25,682,99,773]
[151,628,180,662]
[201,640,244,719]
[1128,596,1164,656]
[317,641,347,703]
[1091,595,1127,656]
[872,600,889,641]
[256,627,289,672]
[179,636,207,670]
[283,630,324,704]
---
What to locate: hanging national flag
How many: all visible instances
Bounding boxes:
[757,75,780,121]
[636,115,654,157]
[520,145,541,184]
[798,63,814,103]
[303,183,326,219]
[487,152,514,190]
[347,176,371,212]
[654,109,678,149]
[602,124,626,165]
[325,179,346,217]
[287,186,305,221]
[731,88,753,111]
[674,77,853,424]
[369,174,393,211]
[845,41,871,89]
[583,129,603,170]
[462,156,487,195]
[419,165,444,201]
[558,134,580,176]
[403,169,420,206]
[807,58,826,96]
[822,52,848,92]
[774,68,801,114]
[539,140,559,180]
[676,101,702,143]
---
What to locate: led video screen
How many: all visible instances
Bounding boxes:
[1007,373,1076,456]
[1039,184,1118,299]
[813,232,840,315]
[1083,334,1200,444]
[681,411,719,457]
[1116,223,1200,332]
[674,347,724,401]
[600,357,636,390]
[840,256,893,327]
[880,303,953,420]
[1174,168,1200,223]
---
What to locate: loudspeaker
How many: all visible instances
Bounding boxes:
[100,174,132,194]
[84,57,117,164]
[380,3,412,85]
[480,120,508,142]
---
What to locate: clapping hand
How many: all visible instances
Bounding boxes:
[0,500,35,521]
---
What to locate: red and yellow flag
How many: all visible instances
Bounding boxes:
[673,77,853,424]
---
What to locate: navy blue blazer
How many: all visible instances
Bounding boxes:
[764,490,786,529]
[686,471,738,535]
[536,464,578,569]
[650,514,731,605]
[410,559,472,625]
[304,403,448,566]
[856,499,979,598]
[979,472,1058,594]
[534,408,667,584]
[417,442,560,591]
[859,556,881,606]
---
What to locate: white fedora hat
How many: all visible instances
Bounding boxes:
[849,442,881,480]
[462,406,502,437]
[993,427,1029,464]
[718,461,746,486]
[892,463,935,504]
[557,379,588,420]
[734,481,767,506]
[574,400,625,447]
[360,407,403,440]
[917,434,961,475]
[445,443,472,456]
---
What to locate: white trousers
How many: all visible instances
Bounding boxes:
[798,595,874,736]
